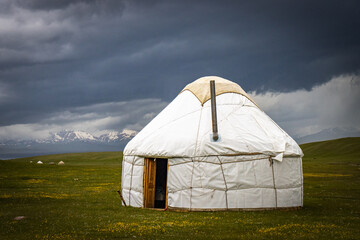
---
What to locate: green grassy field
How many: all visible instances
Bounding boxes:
[0,138,359,239]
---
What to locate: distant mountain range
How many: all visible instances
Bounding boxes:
[1,127,359,159]
[45,129,138,143]
[0,129,137,159]
[295,127,360,144]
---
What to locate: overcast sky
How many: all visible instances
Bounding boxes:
[0,0,359,141]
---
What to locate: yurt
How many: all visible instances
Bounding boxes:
[121,76,303,211]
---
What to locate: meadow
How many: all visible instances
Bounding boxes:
[0,138,359,239]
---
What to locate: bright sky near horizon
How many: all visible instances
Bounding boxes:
[0,0,359,140]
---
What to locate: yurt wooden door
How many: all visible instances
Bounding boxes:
[143,158,156,208]
[143,158,168,209]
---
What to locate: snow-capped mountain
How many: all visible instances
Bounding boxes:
[119,129,138,139]
[49,130,97,143]
[0,129,138,159]
[98,130,137,143]
[44,129,138,143]
[296,127,360,144]
[98,131,120,142]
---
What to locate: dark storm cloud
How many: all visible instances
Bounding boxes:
[16,0,99,11]
[250,74,360,137]
[0,0,359,135]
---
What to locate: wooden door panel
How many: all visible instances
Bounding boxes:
[143,158,156,208]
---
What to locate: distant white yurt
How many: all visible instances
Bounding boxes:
[121,76,303,211]
[36,161,43,164]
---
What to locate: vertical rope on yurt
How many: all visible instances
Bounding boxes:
[128,156,135,206]
[142,158,146,208]
[121,156,126,205]
[190,106,203,210]
[270,156,278,208]
[299,157,303,206]
[217,156,228,209]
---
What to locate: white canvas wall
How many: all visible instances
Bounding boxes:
[121,156,144,207]
[122,155,303,210]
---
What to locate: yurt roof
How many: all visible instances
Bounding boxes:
[124,76,303,160]
[181,76,259,107]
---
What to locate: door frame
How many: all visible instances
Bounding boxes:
[143,158,168,209]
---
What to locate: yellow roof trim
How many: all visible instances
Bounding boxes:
[180,76,259,108]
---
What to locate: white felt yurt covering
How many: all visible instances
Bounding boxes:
[121,76,303,210]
